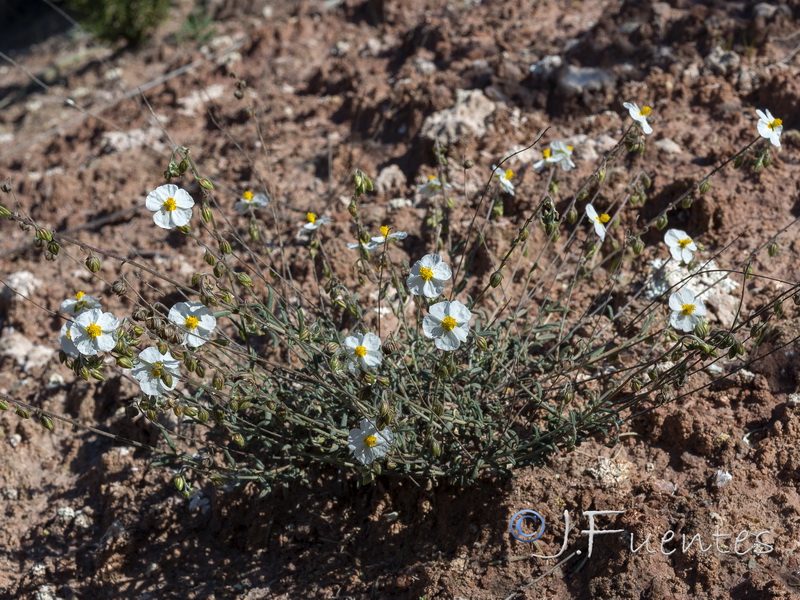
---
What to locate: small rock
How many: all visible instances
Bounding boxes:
[529,55,563,81]
[413,57,437,75]
[753,3,778,18]
[2,487,18,500]
[74,512,93,530]
[557,65,613,97]
[374,165,407,195]
[713,469,733,488]
[787,392,800,407]
[388,198,412,209]
[652,479,676,493]
[1,271,42,304]
[57,507,76,522]
[0,327,55,372]
[34,585,58,600]
[8,434,22,449]
[704,47,740,76]
[420,89,497,145]
[655,138,682,154]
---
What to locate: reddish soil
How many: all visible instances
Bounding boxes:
[2,0,800,598]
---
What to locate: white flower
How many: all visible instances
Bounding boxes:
[407,254,452,298]
[623,102,653,135]
[756,109,782,147]
[168,301,217,348]
[533,141,576,173]
[343,332,383,373]
[664,229,697,264]
[418,174,453,197]
[668,289,707,333]
[145,184,194,229]
[234,190,269,215]
[60,291,102,316]
[423,300,472,351]
[347,240,381,253]
[371,225,408,244]
[347,418,393,465]
[69,308,119,356]
[132,346,180,397]
[302,212,331,231]
[59,321,79,357]
[585,204,610,242]
[492,165,515,196]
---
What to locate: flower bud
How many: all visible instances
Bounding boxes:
[348,201,358,218]
[195,363,206,378]
[745,264,754,279]
[733,155,744,169]
[204,250,216,266]
[432,402,444,416]
[248,220,259,242]
[201,203,213,223]
[85,254,101,273]
[475,336,488,352]
[116,356,134,369]
[218,239,233,255]
[47,241,60,256]
[768,242,779,257]
[1,183,11,193]
[125,404,139,418]
[0,400,8,411]
[199,178,214,190]
[431,440,442,457]
[377,376,390,387]
[16,407,30,419]
[655,214,668,230]
[518,228,529,242]
[680,196,693,209]
[596,168,606,182]
[698,179,711,195]
[363,372,376,385]
[630,378,642,392]
[693,320,709,339]
[198,408,210,423]
[90,369,106,382]
[490,271,503,288]
[0,205,11,217]
[39,415,55,431]
[232,433,245,447]
[236,272,253,287]
[173,475,185,491]
[631,236,645,255]
[213,263,225,278]
[566,207,578,224]
[111,279,126,296]
[212,371,224,390]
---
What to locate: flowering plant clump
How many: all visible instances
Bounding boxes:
[0,103,794,498]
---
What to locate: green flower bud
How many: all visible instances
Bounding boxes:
[201,203,213,223]
[348,201,358,218]
[680,196,693,209]
[631,237,645,255]
[236,272,253,287]
[39,415,55,431]
[218,239,233,255]
[90,370,106,382]
[768,242,779,257]
[85,254,101,273]
[232,433,245,447]
[178,160,188,173]
[490,271,503,288]
[173,475,185,491]
[630,378,642,392]
[212,371,224,390]
[655,214,668,230]
[377,376,390,387]
[213,262,225,278]
[733,155,744,169]
[204,250,216,266]
[111,279,126,296]
[566,208,578,224]
[363,372,376,385]
[693,320,709,339]
[195,363,206,378]
[248,220,259,242]
[432,402,444,416]
[698,179,711,195]
[518,228,529,242]
[47,241,60,256]
[198,178,214,190]
[16,407,30,419]
[641,173,652,189]
[475,336,488,352]
[198,408,210,423]
[0,205,11,217]
[116,356,134,369]
[431,440,442,457]
[0,400,8,411]
[596,168,606,182]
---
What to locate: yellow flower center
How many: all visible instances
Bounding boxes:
[505,169,514,180]
[163,197,177,212]
[769,118,782,130]
[380,225,390,238]
[364,434,378,448]
[596,214,611,224]
[184,316,199,330]
[150,362,163,378]
[567,145,574,151]
[543,148,551,159]
[428,174,436,181]
[354,345,367,357]
[441,316,457,331]
[419,266,434,281]
[678,237,692,248]
[243,190,253,201]
[66,328,72,340]
[681,303,696,316]
[306,212,317,224]
[85,323,102,339]
[75,291,85,300]
[640,106,651,116]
